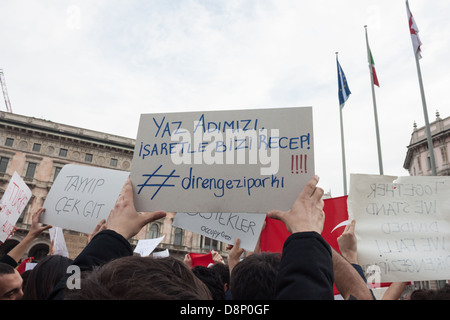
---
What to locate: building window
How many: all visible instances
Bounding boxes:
[25,162,37,178]
[441,146,448,164]
[417,156,422,171]
[427,156,431,170]
[54,167,62,181]
[5,138,14,147]
[203,236,218,251]
[85,153,93,162]
[32,143,41,152]
[59,148,68,157]
[0,157,9,173]
[149,224,159,239]
[174,228,183,246]
[110,158,118,167]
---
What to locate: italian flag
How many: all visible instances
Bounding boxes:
[369,49,380,87]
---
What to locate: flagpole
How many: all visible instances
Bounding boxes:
[414,51,437,176]
[364,25,384,175]
[336,52,348,195]
[406,0,437,176]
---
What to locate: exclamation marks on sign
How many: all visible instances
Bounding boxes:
[291,154,307,174]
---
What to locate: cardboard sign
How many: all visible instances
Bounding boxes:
[130,107,314,213]
[173,212,266,251]
[42,164,129,234]
[348,174,450,282]
[0,172,32,242]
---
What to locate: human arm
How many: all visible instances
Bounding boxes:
[184,254,193,268]
[105,178,166,239]
[211,250,225,265]
[382,282,407,300]
[6,208,51,263]
[227,238,245,276]
[268,175,334,299]
[334,219,374,300]
[87,219,106,243]
[331,248,374,300]
[337,220,358,264]
[48,178,166,299]
[75,177,166,267]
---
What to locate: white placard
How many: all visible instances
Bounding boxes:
[49,227,69,258]
[134,235,165,256]
[152,249,170,258]
[0,172,32,242]
[130,107,314,213]
[172,212,266,251]
[348,174,450,282]
[42,164,129,234]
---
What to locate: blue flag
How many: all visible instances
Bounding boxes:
[337,58,351,108]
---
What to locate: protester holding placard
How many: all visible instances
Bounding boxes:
[267,175,335,299]
[48,178,167,299]
[0,208,51,268]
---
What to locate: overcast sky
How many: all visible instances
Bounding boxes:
[1,0,449,197]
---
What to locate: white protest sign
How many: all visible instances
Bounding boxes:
[25,263,37,272]
[42,164,129,234]
[348,174,450,282]
[49,227,69,258]
[152,249,169,258]
[130,107,314,213]
[134,235,165,256]
[172,212,266,251]
[0,172,32,242]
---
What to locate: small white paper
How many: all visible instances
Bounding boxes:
[49,227,69,258]
[152,249,170,258]
[134,235,165,256]
[25,262,37,272]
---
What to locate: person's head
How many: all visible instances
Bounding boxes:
[192,266,225,300]
[210,262,230,293]
[410,284,450,300]
[0,262,23,300]
[230,252,281,300]
[65,255,212,300]
[22,254,73,300]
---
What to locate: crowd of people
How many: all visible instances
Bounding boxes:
[0,175,449,300]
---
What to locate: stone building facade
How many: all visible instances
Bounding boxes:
[403,111,449,291]
[403,111,450,176]
[0,110,227,262]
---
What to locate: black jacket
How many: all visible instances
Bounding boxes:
[275,231,334,300]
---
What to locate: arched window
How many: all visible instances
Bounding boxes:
[173,228,183,246]
[149,223,159,239]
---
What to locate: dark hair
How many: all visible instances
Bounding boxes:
[210,262,230,286]
[230,252,281,300]
[410,284,450,300]
[192,266,225,300]
[0,263,16,276]
[22,255,73,300]
[65,255,212,300]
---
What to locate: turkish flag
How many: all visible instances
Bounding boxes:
[260,196,349,296]
[260,196,349,254]
[189,251,215,268]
